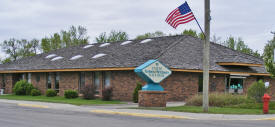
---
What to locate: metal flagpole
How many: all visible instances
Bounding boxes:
[203,0,210,112]
[186,2,205,37]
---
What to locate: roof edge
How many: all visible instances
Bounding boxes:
[216,62,263,67]
[0,67,270,76]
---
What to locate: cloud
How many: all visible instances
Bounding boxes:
[0,0,274,58]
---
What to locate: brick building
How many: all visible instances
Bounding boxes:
[0,35,274,101]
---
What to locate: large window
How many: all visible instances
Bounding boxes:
[55,73,60,93]
[94,72,101,94]
[103,71,111,88]
[79,72,85,92]
[227,76,244,94]
[47,73,51,89]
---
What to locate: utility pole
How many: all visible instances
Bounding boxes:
[203,0,210,112]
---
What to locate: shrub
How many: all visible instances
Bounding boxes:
[13,80,34,95]
[102,87,113,101]
[247,80,266,103]
[132,82,142,103]
[30,89,41,96]
[64,90,78,99]
[186,93,250,107]
[46,89,57,97]
[81,85,96,100]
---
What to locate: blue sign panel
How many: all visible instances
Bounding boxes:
[135,60,172,91]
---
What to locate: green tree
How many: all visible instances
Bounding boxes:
[223,36,260,57]
[136,31,166,40]
[1,38,39,61]
[96,30,128,43]
[263,33,275,76]
[41,25,89,53]
[181,29,204,40]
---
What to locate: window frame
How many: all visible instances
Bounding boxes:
[79,72,85,92]
[46,73,52,89]
[55,72,60,93]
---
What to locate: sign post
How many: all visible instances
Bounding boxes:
[135,60,171,107]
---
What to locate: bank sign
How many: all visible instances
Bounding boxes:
[135,60,172,84]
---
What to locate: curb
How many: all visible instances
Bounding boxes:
[90,110,195,119]
[17,103,49,109]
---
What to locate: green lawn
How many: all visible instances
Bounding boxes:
[0,95,123,106]
[164,106,275,115]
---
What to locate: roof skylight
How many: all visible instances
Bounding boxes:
[92,53,106,59]
[70,55,83,60]
[140,39,152,44]
[120,41,132,45]
[83,45,94,49]
[45,54,57,59]
[99,43,110,47]
[51,56,63,61]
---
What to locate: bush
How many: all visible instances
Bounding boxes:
[186,93,251,107]
[30,89,41,96]
[81,85,96,100]
[64,90,78,99]
[13,80,34,95]
[247,80,266,102]
[133,82,142,103]
[46,89,57,97]
[102,87,113,101]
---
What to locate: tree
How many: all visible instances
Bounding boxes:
[95,30,128,43]
[1,38,41,62]
[41,25,89,53]
[181,29,204,40]
[1,38,20,61]
[135,31,166,40]
[223,36,261,57]
[263,33,275,76]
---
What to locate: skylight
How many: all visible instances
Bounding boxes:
[120,41,132,45]
[45,54,57,59]
[83,45,94,49]
[140,39,152,44]
[51,56,63,61]
[99,43,110,47]
[92,53,106,59]
[70,55,83,60]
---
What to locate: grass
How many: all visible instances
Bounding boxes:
[0,95,123,106]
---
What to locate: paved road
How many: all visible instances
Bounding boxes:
[0,102,274,127]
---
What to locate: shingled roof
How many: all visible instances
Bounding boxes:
[0,35,268,74]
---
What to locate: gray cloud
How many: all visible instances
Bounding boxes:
[0,0,274,58]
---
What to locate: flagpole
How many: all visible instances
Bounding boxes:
[186,2,205,37]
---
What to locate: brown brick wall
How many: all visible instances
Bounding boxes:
[4,74,13,94]
[138,91,167,107]
[209,74,226,92]
[59,72,79,96]
[31,73,47,94]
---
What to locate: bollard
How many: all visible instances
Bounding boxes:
[262,94,270,114]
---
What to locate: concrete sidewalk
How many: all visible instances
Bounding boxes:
[0,99,274,121]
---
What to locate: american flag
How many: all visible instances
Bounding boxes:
[166,2,195,29]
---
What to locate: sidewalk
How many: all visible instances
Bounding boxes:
[0,99,274,121]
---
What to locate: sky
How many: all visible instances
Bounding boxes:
[0,0,274,58]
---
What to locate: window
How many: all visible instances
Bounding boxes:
[227,76,245,94]
[94,72,101,94]
[55,73,60,93]
[1,74,5,89]
[36,75,40,82]
[103,71,111,88]
[79,72,85,92]
[198,74,203,92]
[47,73,51,89]
[27,73,31,83]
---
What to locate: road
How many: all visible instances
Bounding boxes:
[0,102,274,127]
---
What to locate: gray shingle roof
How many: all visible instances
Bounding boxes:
[0,35,267,74]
